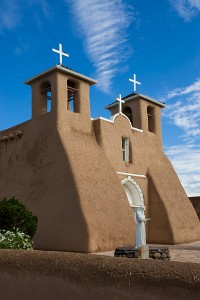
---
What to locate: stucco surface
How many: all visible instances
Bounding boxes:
[0,67,199,253]
[0,70,135,252]
[0,115,135,252]
[0,250,199,300]
[189,197,200,220]
[93,113,200,244]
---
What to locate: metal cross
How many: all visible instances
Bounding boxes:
[116,94,125,114]
[129,74,141,92]
[52,43,69,65]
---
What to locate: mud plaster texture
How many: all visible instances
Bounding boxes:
[0,249,199,300]
[0,65,199,252]
[189,197,200,220]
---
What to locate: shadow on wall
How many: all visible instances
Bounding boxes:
[0,117,89,252]
[189,197,200,220]
[147,173,174,244]
[32,128,90,252]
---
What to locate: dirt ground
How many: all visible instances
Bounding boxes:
[97,241,200,264]
[0,245,200,300]
[151,241,200,264]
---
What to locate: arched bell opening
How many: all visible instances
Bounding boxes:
[67,80,79,113]
[147,106,155,133]
[40,81,52,114]
[123,106,133,127]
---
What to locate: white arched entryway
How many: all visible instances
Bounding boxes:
[122,177,147,248]
[122,177,145,208]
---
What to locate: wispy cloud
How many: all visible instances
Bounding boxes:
[163,80,200,196]
[66,0,135,92]
[28,0,53,20]
[165,145,200,196]
[163,79,200,142]
[0,0,22,31]
[0,0,52,32]
[15,44,30,56]
[169,0,200,21]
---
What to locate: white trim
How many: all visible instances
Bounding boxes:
[91,114,143,133]
[121,177,145,207]
[132,127,143,133]
[112,113,132,127]
[117,171,146,178]
[91,117,113,123]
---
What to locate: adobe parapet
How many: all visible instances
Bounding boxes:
[106,93,166,139]
[91,115,143,133]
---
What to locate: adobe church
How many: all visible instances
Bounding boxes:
[0,46,199,252]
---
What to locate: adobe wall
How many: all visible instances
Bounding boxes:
[109,97,163,139]
[93,114,200,244]
[0,109,135,252]
[0,250,199,300]
[189,197,200,220]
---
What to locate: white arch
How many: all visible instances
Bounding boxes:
[122,177,147,248]
[121,177,145,208]
[112,113,133,128]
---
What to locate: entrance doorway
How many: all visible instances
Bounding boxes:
[122,178,147,248]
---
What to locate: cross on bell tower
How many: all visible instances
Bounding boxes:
[129,74,141,92]
[116,94,125,114]
[52,43,69,65]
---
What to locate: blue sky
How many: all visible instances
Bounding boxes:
[0,0,200,196]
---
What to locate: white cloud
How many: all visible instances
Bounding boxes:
[165,145,200,196]
[163,79,200,142]
[66,0,135,93]
[169,0,200,21]
[28,0,53,19]
[163,80,200,196]
[0,0,51,32]
[0,0,22,31]
[15,44,30,56]
[165,79,200,100]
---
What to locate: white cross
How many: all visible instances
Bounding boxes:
[129,74,141,92]
[52,43,69,65]
[116,94,125,114]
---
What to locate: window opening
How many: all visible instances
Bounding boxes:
[67,81,78,112]
[123,107,133,126]
[147,106,154,132]
[122,137,130,163]
[41,85,52,113]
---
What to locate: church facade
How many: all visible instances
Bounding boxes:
[0,64,199,252]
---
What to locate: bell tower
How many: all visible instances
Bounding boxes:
[24,65,97,125]
[24,43,97,129]
[106,93,165,139]
[106,72,165,139]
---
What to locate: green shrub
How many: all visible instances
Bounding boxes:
[0,197,38,239]
[0,229,33,250]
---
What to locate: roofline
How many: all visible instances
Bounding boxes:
[24,64,98,85]
[91,115,143,133]
[105,93,166,110]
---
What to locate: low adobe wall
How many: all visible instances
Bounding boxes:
[0,250,199,300]
[189,197,200,220]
